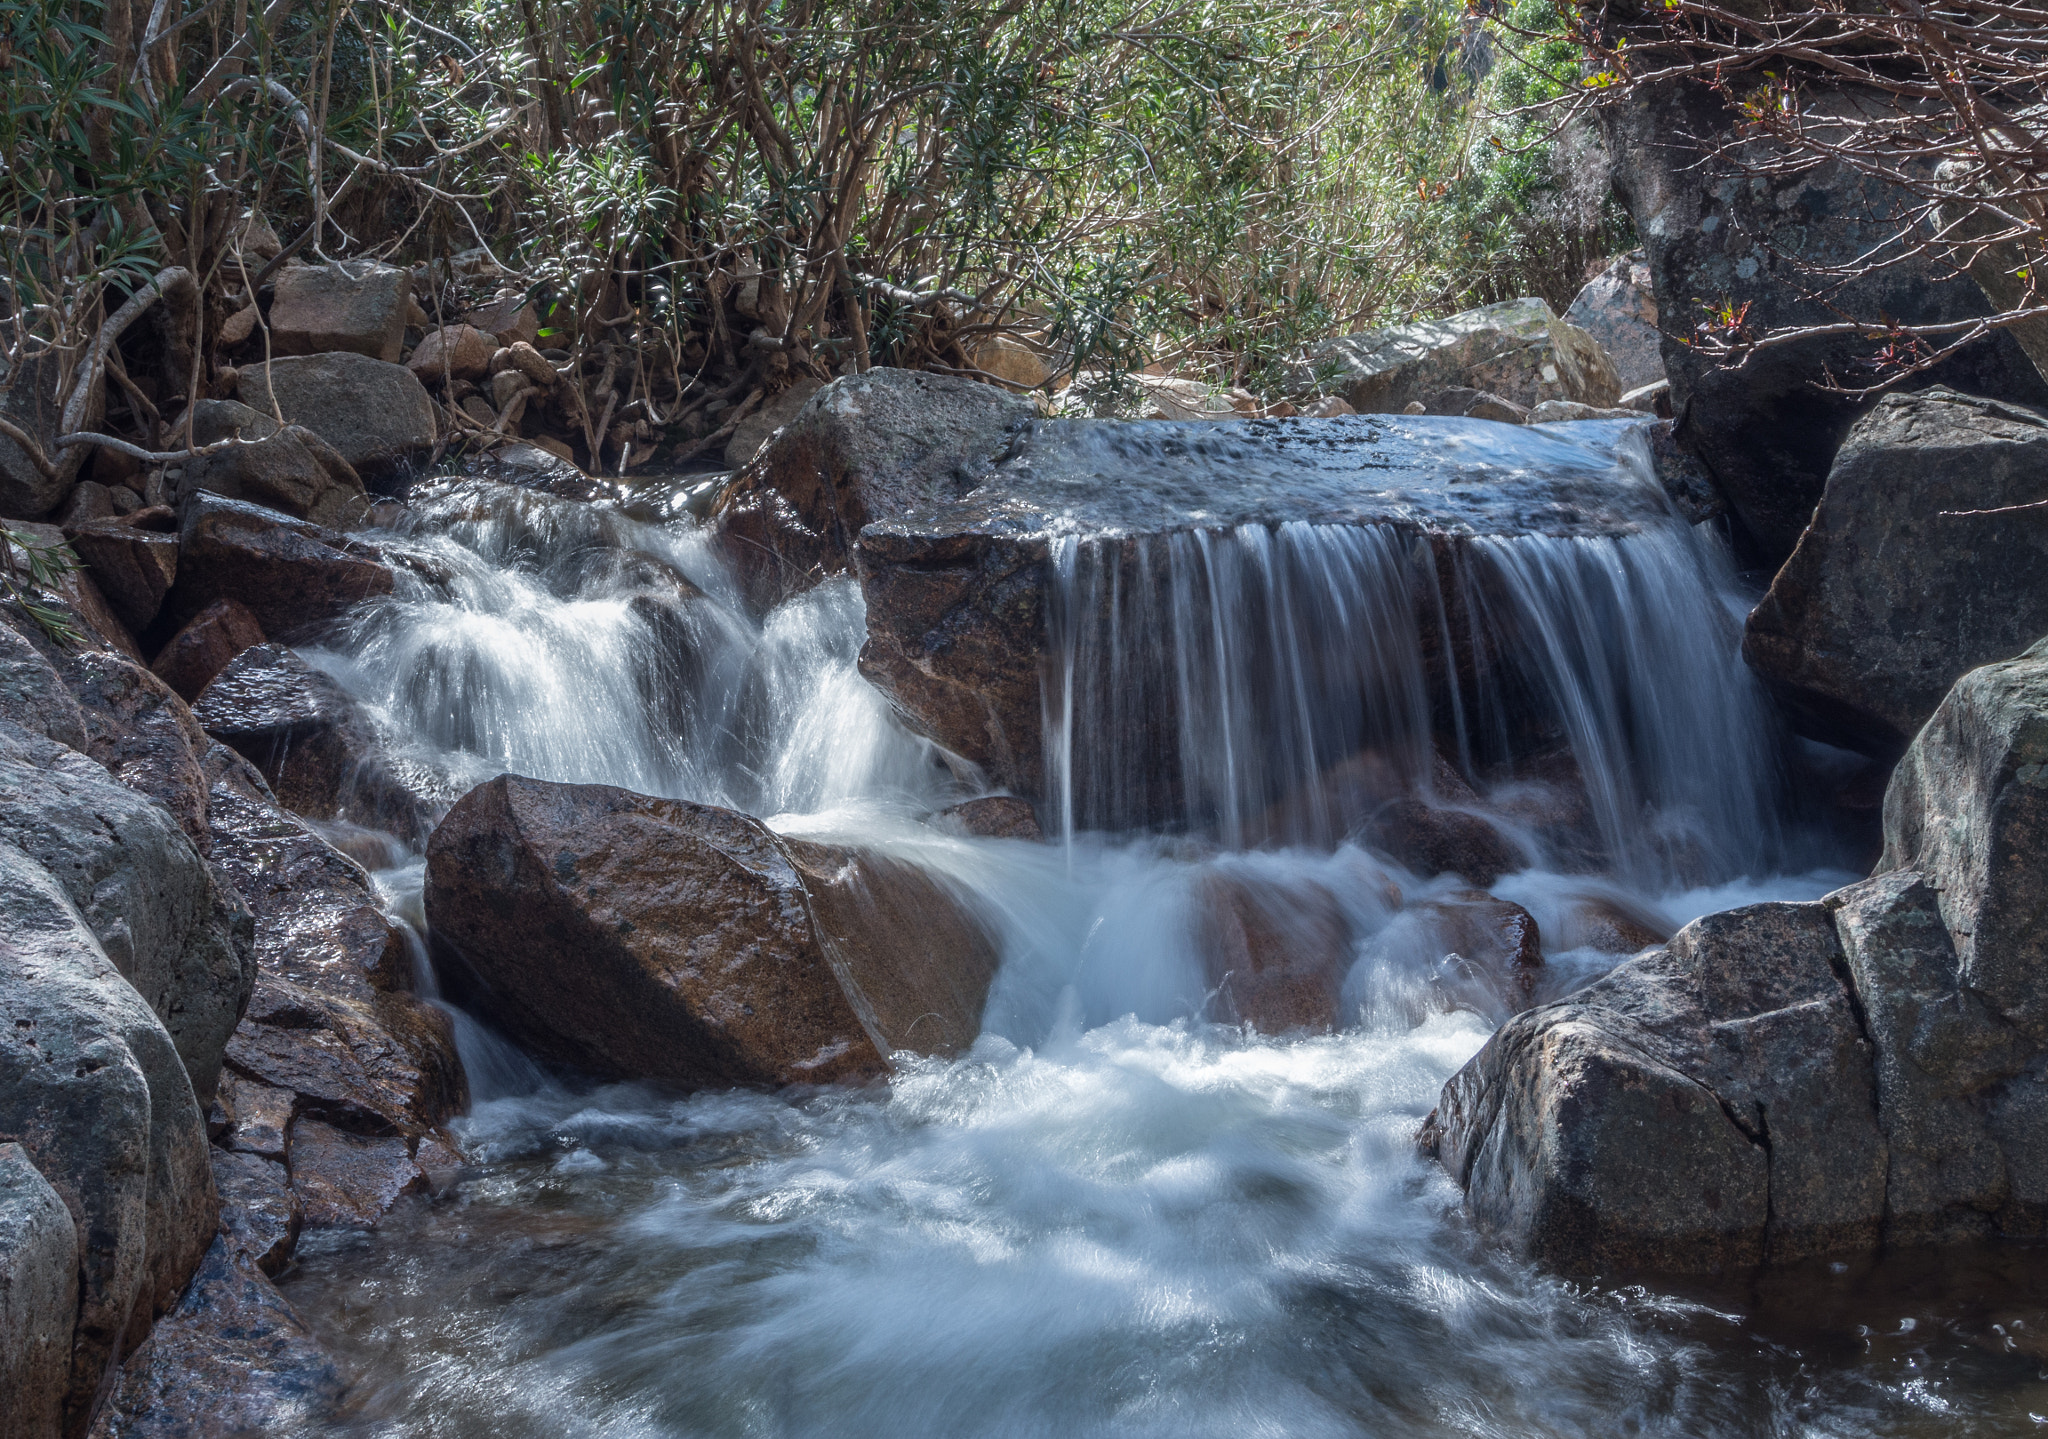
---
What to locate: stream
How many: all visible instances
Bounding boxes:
[270,424,2048,1435]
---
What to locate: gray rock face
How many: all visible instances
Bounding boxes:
[1429,901,1883,1273]
[713,367,1036,609]
[1284,298,1622,414]
[1602,79,2048,563]
[0,843,216,1436]
[0,1142,77,1439]
[235,353,436,484]
[1435,641,2048,1272]
[168,493,393,642]
[425,774,1000,1088]
[1743,389,2048,754]
[0,735,253,1103]
[265,261,411,364]
[1564,255,1664,394]
[193,644,428,846]
[1880,639,2048,1043]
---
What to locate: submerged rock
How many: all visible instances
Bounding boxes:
[425,774,1001,1088]
[1744,389,2048,754]
[1194,871,1352,1032]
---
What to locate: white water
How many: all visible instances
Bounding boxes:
[269,433,2046,1437]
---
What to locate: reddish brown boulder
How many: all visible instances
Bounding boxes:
[425,774,1001,1088]
[168,493,393,641]
[1555,896,1671,955]
[934,795,1043,841]
[150,599,267,702]
[1359,798,1526,886]
[284,1119,422,1228]
[1194,871,1353,1032]
[406,324,497,384]
[1410,891,1545,1014]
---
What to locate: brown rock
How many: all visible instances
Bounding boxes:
[714,367,1036,609]
[285,1118,421,1228]
[1413,892,1545,1013]
[62,522,179,632]
[1556,896,1670,955]
[169,494,393,641]
[193,643,428,845]
[1194,872,1351,1032]
[56,645,216,851]
[5,521,144,660]
[180,424,369,530]
[266,261,411,363]
[1359,798,1526,885]
[219,1075,293,1161]
[426,774,1002,1087]
[150,600,267,703]
[407,324,497,384]
[503,341,557,389]
[933,795,1043,841]
[465,293,540,348]
[209,1150,301,1276]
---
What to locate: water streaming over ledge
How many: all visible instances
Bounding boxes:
[265,422,2044,1436]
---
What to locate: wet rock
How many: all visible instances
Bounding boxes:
[149,600,266,703]
[62,521,179,633]
[1359,798,1526,886]
[725,375,824,469]
[6,523,145,661]
[0,610,89,748]
[1644,419,1724,524]
[235,353,437,485]
[1554,896,1669,955]
[1194,871,1351,1032]
[0,734,254,1101]
[208,1150,300,1277]
[1421,387,1529,424]
[179,424,369,530]
[1406,892,1545,1015]
[1563,253,1664,394]
[1283,298,1621,414]
[0,1141,76,1439]
[855,414,1670,806]
[1743,389,2048,754]
[218,1075,293,1162]
[169,493,393,641]
[193,644,427,846]
[85,1235,344,1438]
[265,261,411,363]
[933,795,1043,841]
[1526,400,1639,423]
[714,367,1035,608]
[1601,78,2048,563]
[426,774,1002,1087]
[407,324,497,384]
[1879,638,2048,1042]
[284,1118,421,1228]
[1429,901,1887,1274]
[0,843,217,1434]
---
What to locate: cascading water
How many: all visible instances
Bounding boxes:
[268,424,2036,1437]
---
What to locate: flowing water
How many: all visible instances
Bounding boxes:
[277,421,2048,1435]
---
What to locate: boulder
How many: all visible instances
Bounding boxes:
[62,519,179,634]
[425,774,1001,1087]
[854,412,1675,808]
[1879,638,2048,1042]
[966,334,1054,390]
[0,734,254,1102]
[1373,891,1546,1018]
[234,353,436,484]
[1358,798,1527,886]
[1563,253,1664,393]
[406,324,497,384]
[713,368,1036,608]
[168,493,393,641]
[265,261,410,363]
[193,644,428,845]
[1283,298,1621,414]
[724,376,825,470]
[464,293,540,348]
[933,795,1042,841]
[179,425,369,530]
[1601,78,2048,563]
[1643,419,1724,524]
[85,1234,343,1438]
[1194,871,1351,1032]
[0,609,90,749]
[207,1150,299,1277]
[1427,901,1885,1273]
[149,600,266,703]
[0,843,217,1435]
[5,524,144,661]
[1418,387,1530,424]
[283,1118,422,1228]
[1743,389,2048,754]
[0,1142,76,1439]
